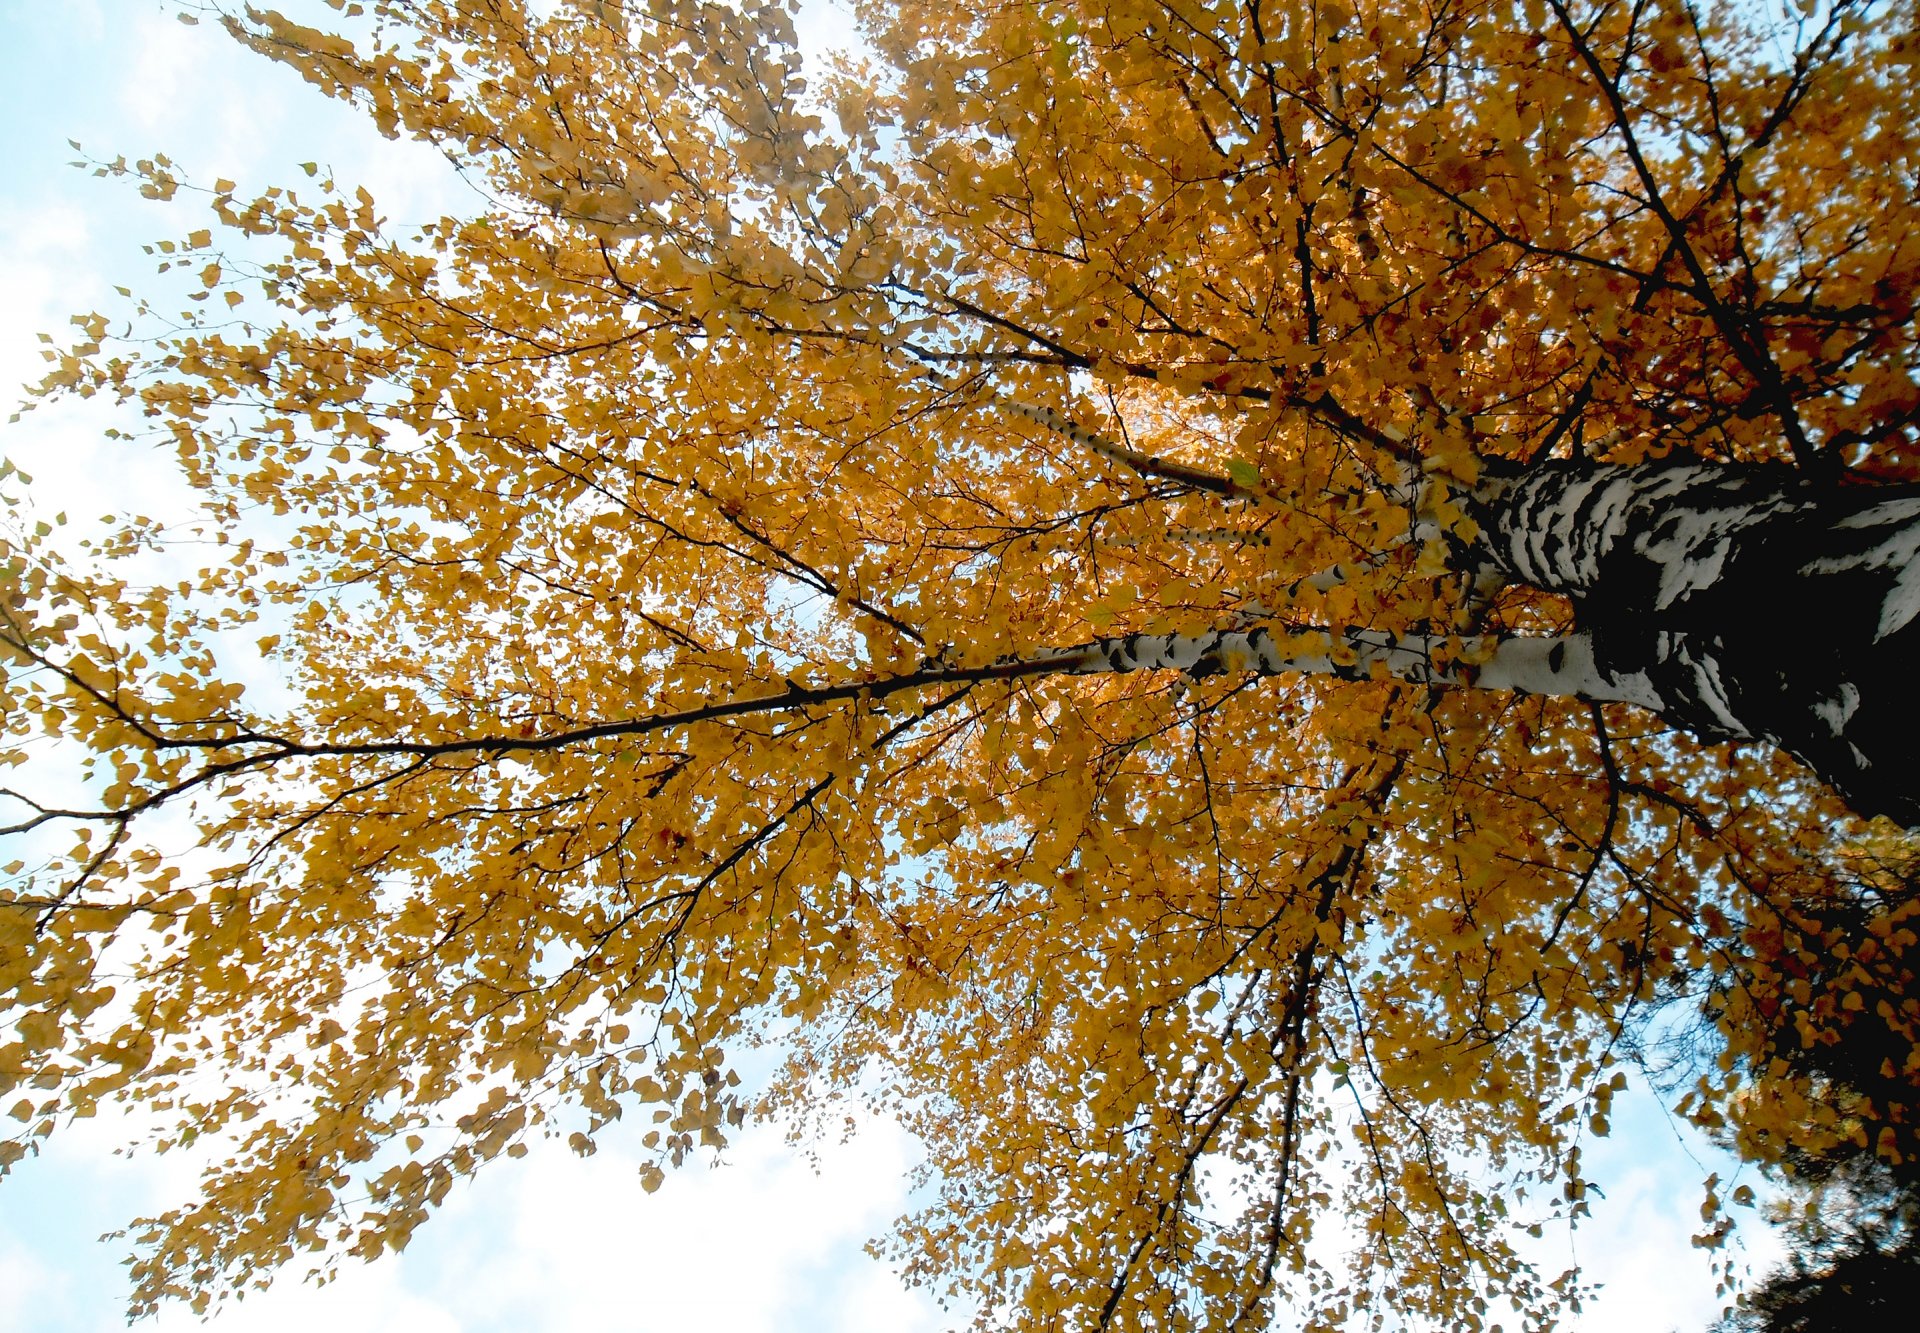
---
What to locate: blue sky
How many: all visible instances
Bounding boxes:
[0,2,1781,1330]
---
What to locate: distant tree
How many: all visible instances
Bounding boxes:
[1711,1157,1920,1333]
[1698,835,1920,1331]
[1697,835,1920,1167]
[4,1,1919,1328]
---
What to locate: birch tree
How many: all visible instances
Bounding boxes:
[3,0,1918,1327]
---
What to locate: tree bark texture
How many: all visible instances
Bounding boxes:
[1466,462,1920,825]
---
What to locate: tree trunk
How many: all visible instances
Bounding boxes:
[1466,462,1920,826]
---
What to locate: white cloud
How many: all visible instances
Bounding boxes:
[424,1116,937,1332]
[793,0,867,67]
[119,12,220,143]
[0,202,101,394]
[0,1097,942,1333]
[1527,1079,1788,1333]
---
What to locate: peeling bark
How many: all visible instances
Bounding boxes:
[1467,461,1920,825]
[1033,623,1662,712]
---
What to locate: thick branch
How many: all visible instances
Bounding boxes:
[35,621,1653,830]
[986,396,1255,498]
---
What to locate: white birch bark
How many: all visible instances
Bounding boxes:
[1466,461,1920,824]
[1008,624,1667,714]
[979,390,1920,822]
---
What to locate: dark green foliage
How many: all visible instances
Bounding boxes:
[1714,1158,1919,1333]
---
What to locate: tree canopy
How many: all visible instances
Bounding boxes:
[3,0,1918,1327]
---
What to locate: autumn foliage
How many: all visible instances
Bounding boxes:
[3,0,1919,1327]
